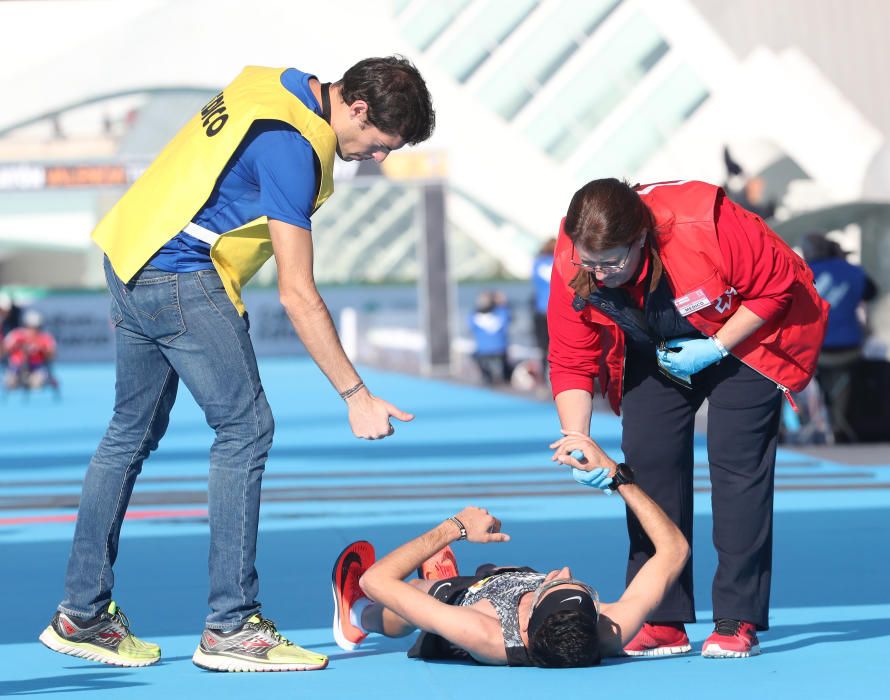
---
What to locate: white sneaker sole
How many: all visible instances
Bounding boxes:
[331,583,365,651]
[702,643,761,658]
[624,644,692,657]
[39,626,160,667]
[192,647,328,672]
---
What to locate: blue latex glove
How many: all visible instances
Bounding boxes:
[568,450,614,495]
[656,337,727,377]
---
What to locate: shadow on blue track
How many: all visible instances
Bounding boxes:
[154,656,199,664]
[765,618,890,653]
[0,671,148,696]
[326,636,413,661]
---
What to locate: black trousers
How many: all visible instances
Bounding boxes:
[621,348,782,630]
[816,348,861,443]
[474,353,511,385]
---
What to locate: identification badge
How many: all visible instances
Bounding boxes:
[673,289,711,317]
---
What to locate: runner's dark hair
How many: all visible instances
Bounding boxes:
[528,610,601,668]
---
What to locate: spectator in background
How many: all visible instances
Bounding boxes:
[469,290,512,385]
[531,239,556,384]
[722,146,776,220]
[0,292,23,336]
[732,177,776,221]
[3,309,57,391]
[803,232,878,443]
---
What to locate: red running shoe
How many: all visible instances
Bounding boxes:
[701,619,760,658]
[331,540,375,651]
[624,622,692,657]
[416,545,459,581]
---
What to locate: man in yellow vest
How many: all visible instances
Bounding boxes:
[39,57,435,672]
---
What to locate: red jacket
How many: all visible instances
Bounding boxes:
[548,180,829,414]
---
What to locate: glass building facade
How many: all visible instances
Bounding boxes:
[397,0,709,180]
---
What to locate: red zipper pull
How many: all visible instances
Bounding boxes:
[781,387,799,413]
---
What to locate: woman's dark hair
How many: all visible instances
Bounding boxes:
[564,178,659,298]
[337,56,435,145]
[527,609,601,668]
[564,178,650,251]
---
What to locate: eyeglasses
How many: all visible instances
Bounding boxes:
[531,577,599,613]
[572,234,646,274]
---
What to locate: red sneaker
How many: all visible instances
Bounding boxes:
[331,541,375,651]
[417,545,459,581]
[624,622,692,657]
[701,619,760,658]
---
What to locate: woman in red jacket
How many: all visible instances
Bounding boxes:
[548,178,827,659]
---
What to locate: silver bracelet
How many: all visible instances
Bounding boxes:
[448,516,467,540]
[339,380,365,401]
[711,335,729,358]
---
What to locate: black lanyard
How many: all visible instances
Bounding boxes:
[321,82,331,124]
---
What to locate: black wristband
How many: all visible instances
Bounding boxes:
[608,462,635,490]
[448,516,467,540]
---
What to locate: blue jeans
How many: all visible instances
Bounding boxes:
[60,257,273,630]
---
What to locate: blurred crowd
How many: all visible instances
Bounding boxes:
[0,293,58,393]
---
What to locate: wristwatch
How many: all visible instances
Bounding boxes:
[608,462,635,490]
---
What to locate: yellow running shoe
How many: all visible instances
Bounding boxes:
[192,614,328,672]
[38,601,160,667]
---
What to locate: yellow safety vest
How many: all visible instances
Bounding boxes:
[92,66,336,315]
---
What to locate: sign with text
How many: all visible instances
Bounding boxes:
[0,162,148,191]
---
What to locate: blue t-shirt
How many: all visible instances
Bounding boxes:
[531,254,553,314]
[149,68,321,272]
[469,306,511,355]
[809,257,868,349]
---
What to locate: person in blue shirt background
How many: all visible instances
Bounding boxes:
[470,290,512,385]
[803,232,878,442]
[531,238,556,385]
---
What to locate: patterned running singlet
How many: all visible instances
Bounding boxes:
[459,570,546,661]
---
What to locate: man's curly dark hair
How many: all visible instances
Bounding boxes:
[337,55,435,145]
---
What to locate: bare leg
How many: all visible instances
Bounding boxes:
[361,579,434,638]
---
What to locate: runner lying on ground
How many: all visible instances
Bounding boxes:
[331,434,689,667]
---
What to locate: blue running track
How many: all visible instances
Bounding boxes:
[1,358,888,698]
